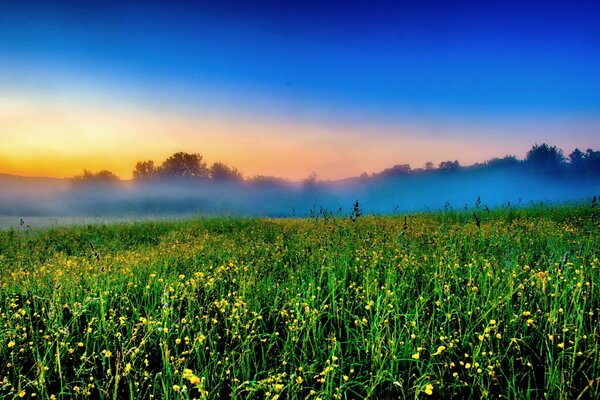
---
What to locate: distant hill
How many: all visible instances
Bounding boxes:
[0,173,70,194]
[0,172,68,182]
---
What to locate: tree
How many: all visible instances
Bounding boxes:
[584,148,600,175]
[302,172,318,188]
[425,161,434,171]
[158,152,209,179]
[133,160,157,180]
[569,148,585,165]
[485,155,519,169]
[378,164,411,177]
[438,160,460,171]
[525,143,565,171]
[72,169,120,186]
[209,162,243,181]
[247,175,289,187]
[95,170,120,181]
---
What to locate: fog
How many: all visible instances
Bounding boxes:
[1,166,598,227]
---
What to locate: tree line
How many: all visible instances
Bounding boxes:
[73,143,600,184]
[372,143,600,179]
[74,152,243,184]
[132,152,242,181]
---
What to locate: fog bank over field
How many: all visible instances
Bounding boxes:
[1,169,599,222]
[2,144,600,221]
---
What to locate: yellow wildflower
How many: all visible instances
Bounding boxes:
[424,384,434,395]
[432,345,446,356]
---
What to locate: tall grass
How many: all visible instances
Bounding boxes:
[1,205,598,398]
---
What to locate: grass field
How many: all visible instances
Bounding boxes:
[1,205,599,399]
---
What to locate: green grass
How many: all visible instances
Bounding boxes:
[1,205,599,399]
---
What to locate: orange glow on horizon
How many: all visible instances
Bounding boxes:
[2,95,599,181]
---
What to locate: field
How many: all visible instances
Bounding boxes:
[1,205,599,399]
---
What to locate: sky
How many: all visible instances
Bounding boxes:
[1,0,599,180]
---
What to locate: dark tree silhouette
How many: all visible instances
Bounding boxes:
[525,143,565,171]
[485,155,520,169]
[133,160,157,180]
[567,148,600,178]
[568,148,586,174]
[95,170,119,181]
[209,162,243,181]
[158,152,209,179]
[569,148,585,165]
[247,175,289,187]
[377,163,411,177]
[73,169,120,186]
[302,172,318,188]
[439,160,460,171]
[584,148,600,175]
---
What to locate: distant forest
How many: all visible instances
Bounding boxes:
[3,143,599,218]
[74,143,600,185]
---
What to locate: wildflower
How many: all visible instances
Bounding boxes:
[432,345,446,356]
[424,384,434,395]
[411,353,420,360]
[489,319,496,325]
[8,341,15,348]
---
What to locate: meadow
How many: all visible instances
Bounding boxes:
[0,205,599,399]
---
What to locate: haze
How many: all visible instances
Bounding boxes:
[1,0,599,219]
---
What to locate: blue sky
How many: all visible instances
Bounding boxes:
[1,0,599,179]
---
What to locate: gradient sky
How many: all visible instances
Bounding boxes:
[1,0,599,180]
